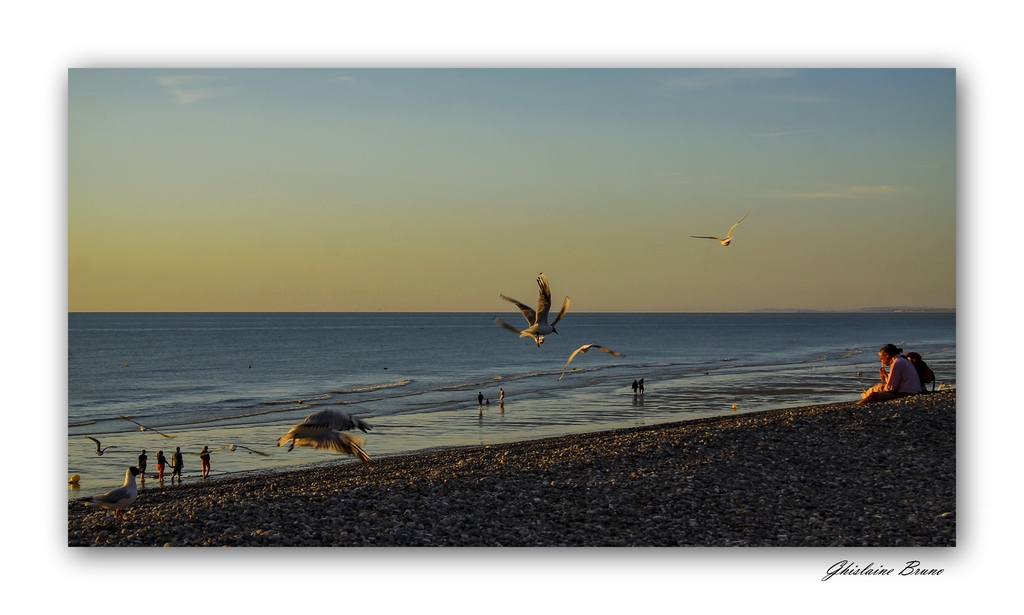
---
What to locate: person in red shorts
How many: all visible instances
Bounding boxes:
[156,450,168,480]
[200,446,211,479]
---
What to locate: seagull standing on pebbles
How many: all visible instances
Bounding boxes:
[78,466,141,520]
[278,409,372,462]
[691,213,749,246]
[494,272,570,347]
[558,344,625,380]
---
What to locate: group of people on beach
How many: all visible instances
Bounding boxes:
[857,343,930,404]
[631,378,645,396]
[134,446,205,484]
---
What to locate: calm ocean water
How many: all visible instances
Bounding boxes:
[68,312,955,497]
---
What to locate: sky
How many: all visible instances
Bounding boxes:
[68,68,955,312]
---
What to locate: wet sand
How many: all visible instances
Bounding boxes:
[68,389,955,547]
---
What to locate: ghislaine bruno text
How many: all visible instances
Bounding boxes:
[823,560,944,581]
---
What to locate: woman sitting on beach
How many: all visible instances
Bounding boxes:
[857,344,922,404]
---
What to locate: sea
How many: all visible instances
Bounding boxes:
[67,311,956,498]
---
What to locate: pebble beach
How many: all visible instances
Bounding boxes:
[67,389,955,547]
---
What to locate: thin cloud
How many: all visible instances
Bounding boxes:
[331,75,355,84]
[661,69,799,91]
[767,93,832,104]
[747,129,818,138]
[783,185,901,199]
[155,75,230,105]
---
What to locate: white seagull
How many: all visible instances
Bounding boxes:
[119,415,175,438]
[691,213,749,246]
[78,466,142,520]
[87,436,116,456]
[494,272,570,347]
[277,409,372,462]
[558,344,625,380]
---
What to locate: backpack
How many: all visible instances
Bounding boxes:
[904,352,936,392]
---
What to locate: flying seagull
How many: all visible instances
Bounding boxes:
[494,272,570,347]
[87,436,116,456]
[206,444,273,457]
[558,344,625,380]
[119,415,175,438]
[691,213,749,246]
[277,409,372,462]
[78,466,141,520]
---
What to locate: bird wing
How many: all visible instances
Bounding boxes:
[725,213,749,238]
[494,316,524,335]
[87,436,101,451]
[88,485,133,506]
[691,235,725,241]
[559,345,592,380]
[279,410,371,448]
[500,294,537,325]
[535,273,552,323]
[296,408,372,432]
[286,430,370,462]
[559,344,624,381]
[119,415,175,438]
[235,445,273,457]
[550,296,570,328]
[591,344,624,358]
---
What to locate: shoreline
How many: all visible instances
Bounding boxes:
[68,390,956,547]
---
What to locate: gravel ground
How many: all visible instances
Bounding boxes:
[68,390,956,547]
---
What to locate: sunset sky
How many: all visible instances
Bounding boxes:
[68,68,955,312]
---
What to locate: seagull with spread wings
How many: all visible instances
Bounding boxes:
[119,415,175,438]
[558,344,625,380]
[87,436,116,456]
[277,409,372,462]
[691,213,749,247]
[494,272,570,347]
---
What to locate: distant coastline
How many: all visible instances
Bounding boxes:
[750,307,956,314]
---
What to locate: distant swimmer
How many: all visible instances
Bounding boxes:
[478,392,484,406]
[87,436,116,456]
[691,213,749,247]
